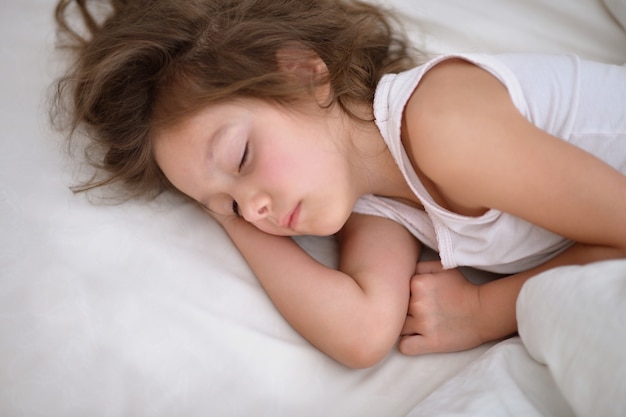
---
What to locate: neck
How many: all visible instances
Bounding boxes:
[342,104,415,203]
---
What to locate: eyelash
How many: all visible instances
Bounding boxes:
[239,142,250,171]
[232,142,250,217]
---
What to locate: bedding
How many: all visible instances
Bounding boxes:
[1,1,625,416]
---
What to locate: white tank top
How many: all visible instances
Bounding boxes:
[353,53,626,274]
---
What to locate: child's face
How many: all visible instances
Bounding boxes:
[153,98,360,237]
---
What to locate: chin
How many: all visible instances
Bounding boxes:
[311,219,346,237]
[278,223,339,238]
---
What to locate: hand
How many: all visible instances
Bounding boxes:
[399,261,485,355]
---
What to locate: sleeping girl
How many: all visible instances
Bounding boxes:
[52,0,626,368]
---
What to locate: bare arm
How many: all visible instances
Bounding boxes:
[399,59,626,354]
[216,212,420,368]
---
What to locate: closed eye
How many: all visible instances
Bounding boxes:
[238,142,249,171]
[232,142,249,217]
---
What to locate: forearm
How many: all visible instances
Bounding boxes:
[477,243,626,343]
[219,216,415,368]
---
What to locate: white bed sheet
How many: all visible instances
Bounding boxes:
[1,1,624,416]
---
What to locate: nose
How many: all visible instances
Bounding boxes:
[238,192,271,223]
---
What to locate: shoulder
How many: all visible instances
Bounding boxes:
[405,57,515,135]
[403,58,514,159]
[400,57,538,211]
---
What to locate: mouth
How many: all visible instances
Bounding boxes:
[281,202,301,230]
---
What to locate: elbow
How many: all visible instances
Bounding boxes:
[333,334,395,369]
[328,311,404,369]
[341,350,388,370]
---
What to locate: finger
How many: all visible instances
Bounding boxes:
[398,334,439,356]
[416,260,445,274]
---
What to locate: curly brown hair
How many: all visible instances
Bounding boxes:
[52,0,417,198]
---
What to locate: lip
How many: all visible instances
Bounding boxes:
[282,202,301,230]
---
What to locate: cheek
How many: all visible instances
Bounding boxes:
[260,151,297,185]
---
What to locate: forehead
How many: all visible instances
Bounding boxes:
[152,104,226,197]
[154,98,249,150]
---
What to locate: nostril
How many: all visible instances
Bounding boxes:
[258,206,268,215]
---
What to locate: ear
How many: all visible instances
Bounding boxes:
[276,45,331,104]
